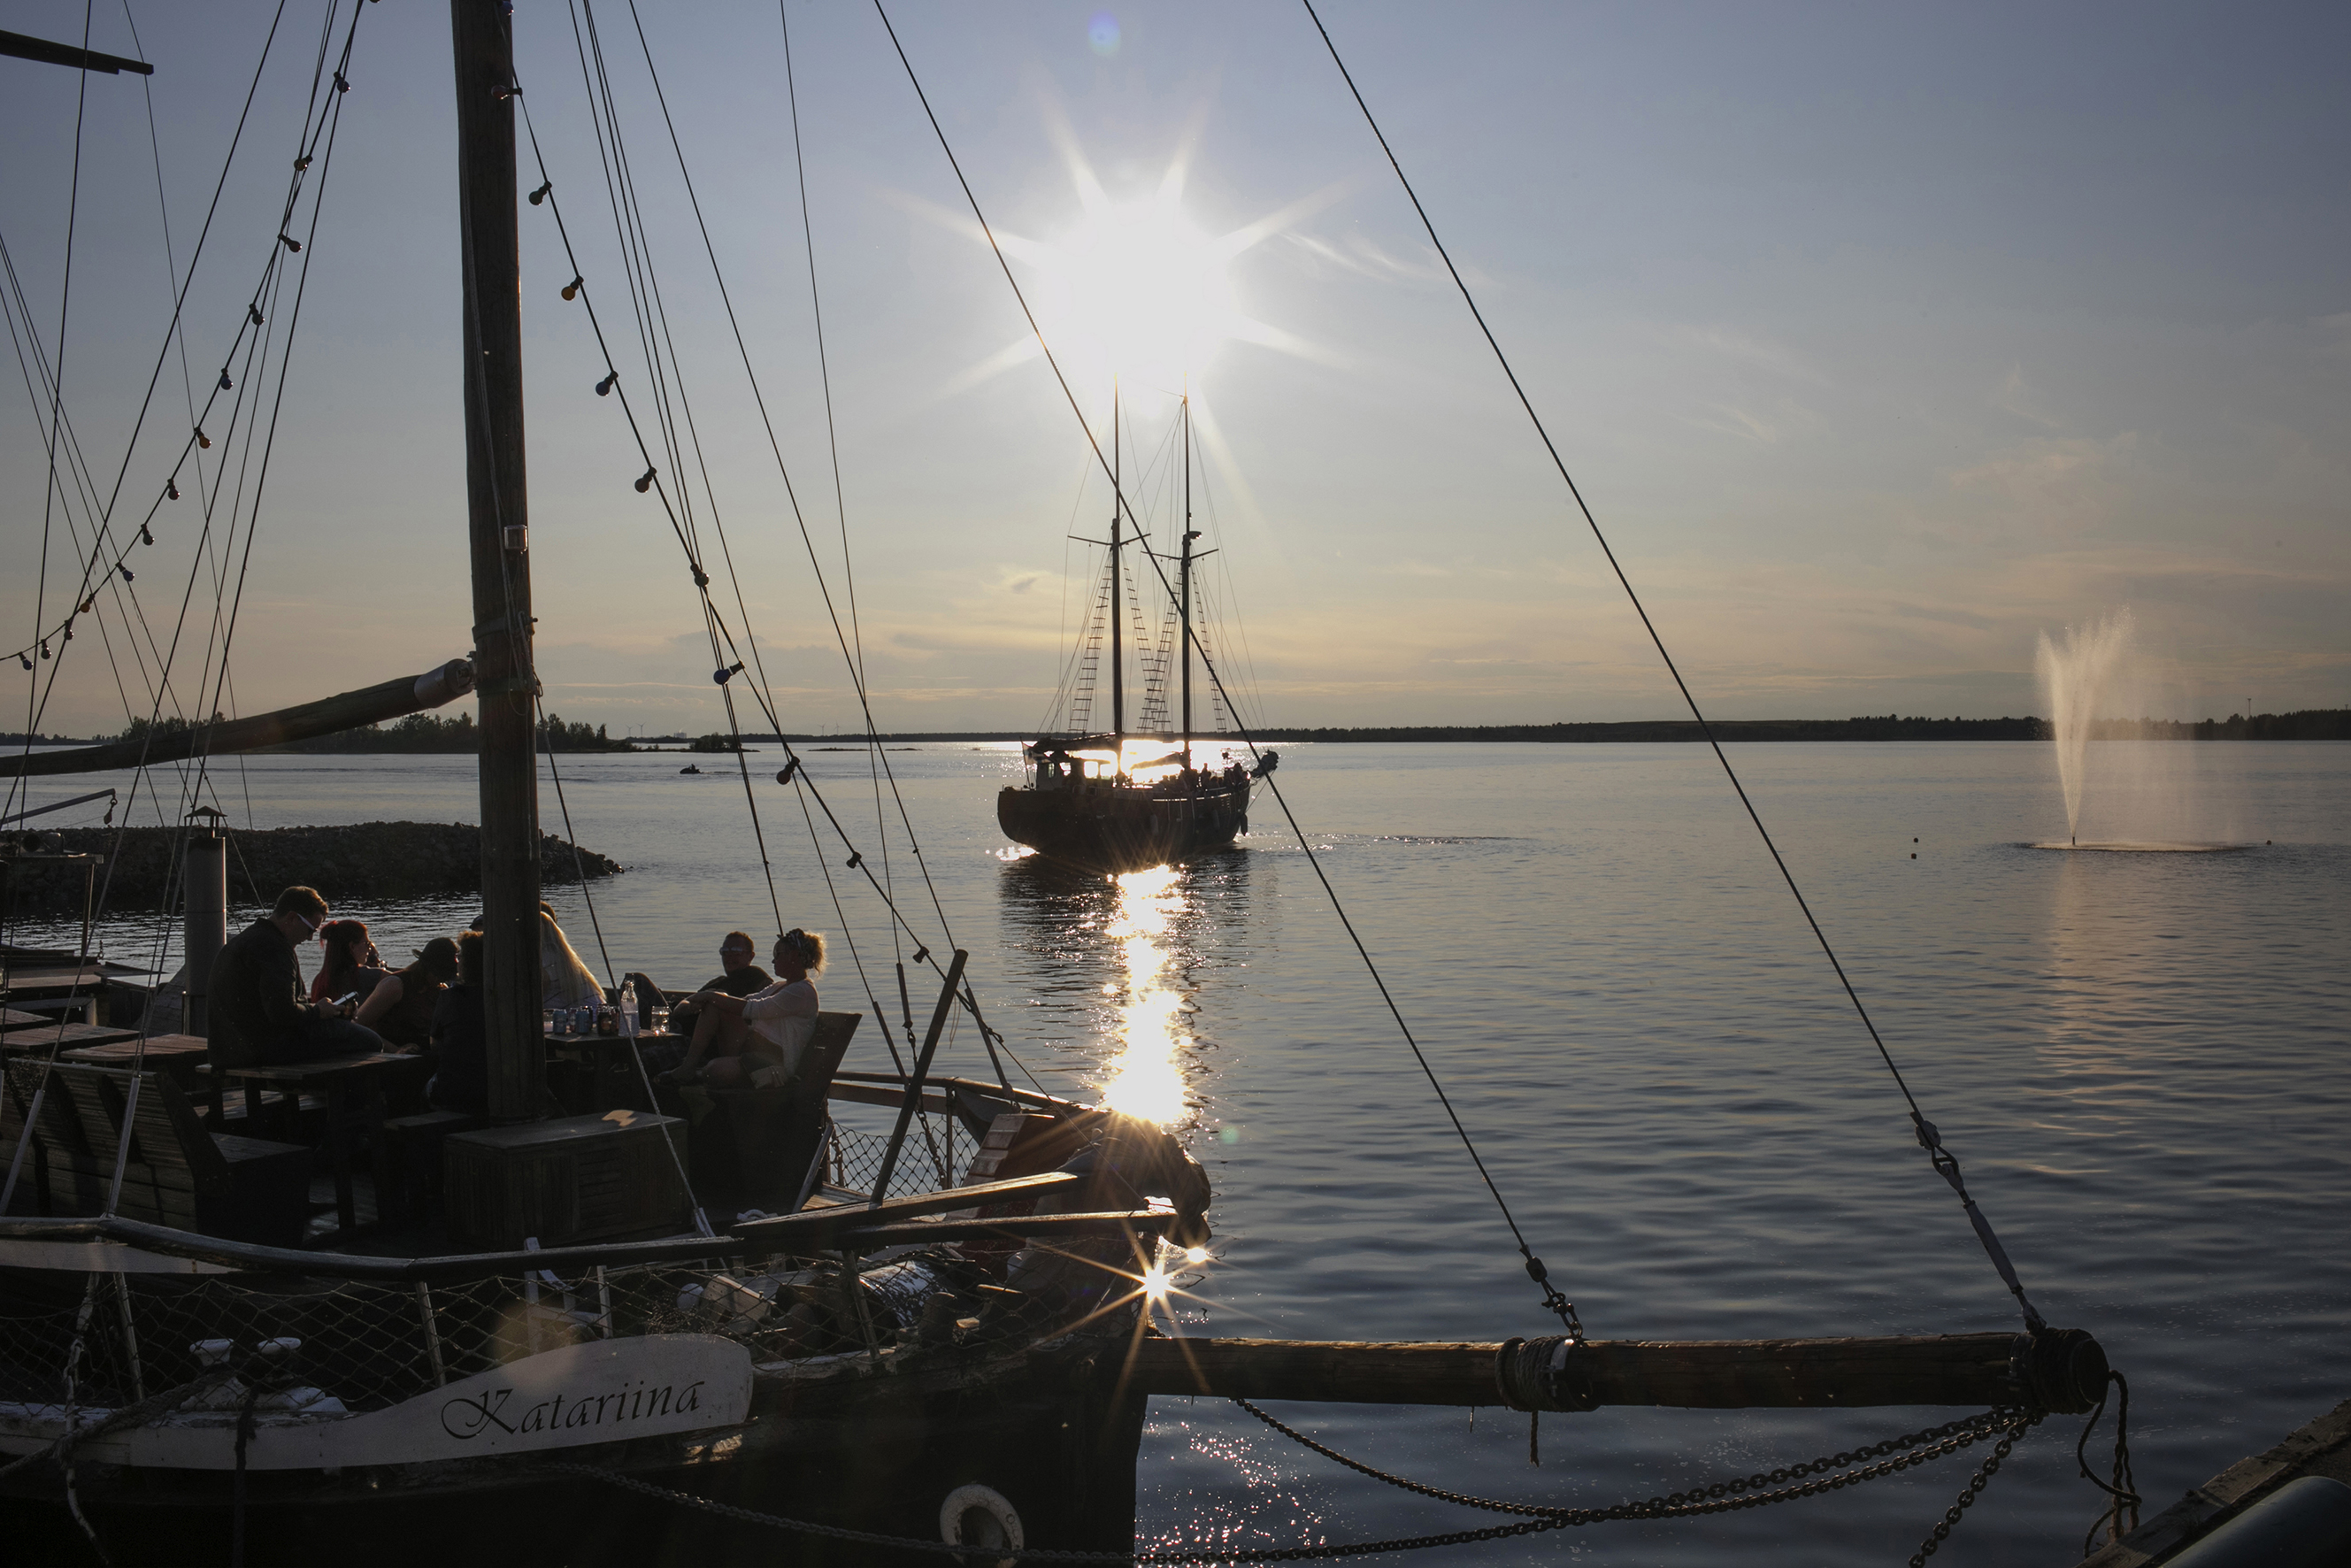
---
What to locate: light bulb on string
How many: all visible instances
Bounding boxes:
[118,564,134,583]
[219,371,233,391]
[595,372,618,396]
[140,526,154,546]
[634,467,656,494]
[39,641,50,660]
[196,427,211,450]
[16,654,28,672]
[294,154,311,172]
[332,71,348,95]
[277,233,301,254]
[248,304,264,326]
[529,181,552,206]
[61,623,73,642]
[166,480,180,500]
[561,275,583,302]
[78,598,93,614]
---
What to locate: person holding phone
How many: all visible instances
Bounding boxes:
[310,919,391,1007]
[207,886,389,1069]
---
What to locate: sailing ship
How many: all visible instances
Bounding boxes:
[0,10,1210,1560]
[999,395,1273,873]
[0,7,2128,1564]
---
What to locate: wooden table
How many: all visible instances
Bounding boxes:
[544,1028,678,1114]
[59,1034,210,1091]
[217,1052,428,1237]
[0,1020,141,1051]
[0,1008,43,1030]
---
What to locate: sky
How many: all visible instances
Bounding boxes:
[4,0,2347,739]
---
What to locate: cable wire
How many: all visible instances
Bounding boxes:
[1295,0,2044,1331]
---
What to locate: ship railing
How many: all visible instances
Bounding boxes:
[0,1195,1176,1424]
[0,1075,1182,1426]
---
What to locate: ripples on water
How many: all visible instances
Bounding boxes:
[12,741,2347,1564]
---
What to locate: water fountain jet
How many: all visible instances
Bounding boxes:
[2029,608,2246,851]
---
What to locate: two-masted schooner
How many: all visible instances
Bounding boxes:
[997,395,1274,873]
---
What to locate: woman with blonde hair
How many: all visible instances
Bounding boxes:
[665,928,825,1089]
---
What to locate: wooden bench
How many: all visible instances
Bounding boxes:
[0,1059,311,1247]
[661,1011,860,1217]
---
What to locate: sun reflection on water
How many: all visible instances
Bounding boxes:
[1099,865,1190,1126]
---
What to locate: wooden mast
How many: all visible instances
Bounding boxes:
[1179,393,1193,773]
[1108,388,1123,767]
[451,0,542,1121]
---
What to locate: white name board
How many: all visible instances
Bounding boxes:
[0,1334,752,1472]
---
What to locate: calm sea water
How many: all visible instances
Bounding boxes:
[12,739,2349,1565]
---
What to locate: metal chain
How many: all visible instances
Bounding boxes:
[542,1405,2035,1562]
[1237,1398,2027,1522]
[1909,1410,2044,1565]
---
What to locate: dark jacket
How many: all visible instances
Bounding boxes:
[208,918,311,1068]
[429,984,489,1114]
[703,965,771,998]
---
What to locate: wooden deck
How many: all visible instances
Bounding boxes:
[2073,1396,2351,1565]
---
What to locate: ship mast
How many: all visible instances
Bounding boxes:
[1108,387,1124,769]
[1179,392,1195,772]
[452,0,542,1121]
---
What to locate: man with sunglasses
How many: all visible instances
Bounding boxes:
[208,885,388,1068]
[668,931,772,1029]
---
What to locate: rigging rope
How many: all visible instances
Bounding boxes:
[1,1,363,1225]
[869,0,1579,1335]
[514,42,1026,1089]
[1295,0,2045,1333]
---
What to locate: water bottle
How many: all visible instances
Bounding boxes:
[618,978,639,1038]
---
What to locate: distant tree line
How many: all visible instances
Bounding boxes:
[107,711,635,754]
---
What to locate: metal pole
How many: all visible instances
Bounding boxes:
[868,949,968,1207]
[181,822,227,1035]
[451,0,542,1121]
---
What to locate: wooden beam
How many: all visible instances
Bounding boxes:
[0,660,473,777]
[734,1170,1082,1245]
[1125,1330,2109,1414]
[0,28,155,75]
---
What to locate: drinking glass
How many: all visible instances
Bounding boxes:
[650,1004,672,1034]
[542,1008,557,1035]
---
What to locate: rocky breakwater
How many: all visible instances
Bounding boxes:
[4,821,621,914]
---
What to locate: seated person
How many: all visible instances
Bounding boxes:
[426,931,490,1115]
[668,931,772,1031]
[310,919,391,1006]
[208,886,388,1068]
[539,902,604,1013]
[665,928,824,1090]
[354,935,458,1050]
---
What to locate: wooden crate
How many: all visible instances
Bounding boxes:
[442,1112,693,1251]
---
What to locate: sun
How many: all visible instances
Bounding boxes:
[1038,199,1239,393]
[919,119,1348,406]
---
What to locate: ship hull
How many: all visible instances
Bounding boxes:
[1,1341,1147,1565]
[997,780,1249,872]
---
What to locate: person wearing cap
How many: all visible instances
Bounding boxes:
[353,935,460,1049]
[208,885,388,1068]
[664,928,825,1089]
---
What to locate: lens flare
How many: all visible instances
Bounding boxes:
[1099,866,1187,1126]
[1141,1264,1172,1303]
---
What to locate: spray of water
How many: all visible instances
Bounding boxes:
[2035,608,2136,843]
